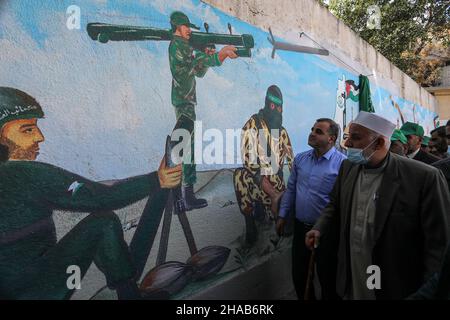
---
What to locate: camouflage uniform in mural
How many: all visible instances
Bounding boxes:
[0,87,180,299]
[233,85,294,244]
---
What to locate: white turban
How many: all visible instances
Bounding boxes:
[352,111,396,138]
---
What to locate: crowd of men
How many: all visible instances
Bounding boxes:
[278,114,450,300]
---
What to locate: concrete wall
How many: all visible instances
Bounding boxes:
[203,0,439,113]
[0,0,441,300]
[427,87,450,123]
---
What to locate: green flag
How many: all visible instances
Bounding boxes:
[359,74,375,113]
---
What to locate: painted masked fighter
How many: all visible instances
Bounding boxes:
[168,11,239,210]
[233,85,294,244]
[0,87,182,300]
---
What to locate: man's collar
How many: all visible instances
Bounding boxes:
[407,147,420,159]
[323,146,336,160]
[363,152,389,173]
[311,146,336,160]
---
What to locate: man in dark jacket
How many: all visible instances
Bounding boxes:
[408,244,450,299]
[400,122,440,165]
[306,112,450,300]
[433,158,450,192]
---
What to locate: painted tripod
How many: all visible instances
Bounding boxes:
[156,187,198,265]
[156,135,198,266]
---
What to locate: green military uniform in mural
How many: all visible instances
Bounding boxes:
[169,35,222,185]
[0,161,160,299]
[168,11,239,210]
[0,87,181,299]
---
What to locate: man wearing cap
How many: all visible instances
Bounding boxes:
[233,85,294,245]
[389,129,408,156]
[168,11,238,210]
[401,121,440,165]
[305,111,450,299]
[421,136,431,154]
[0,87,182,299]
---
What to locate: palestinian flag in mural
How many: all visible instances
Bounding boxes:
[345,80,359,102]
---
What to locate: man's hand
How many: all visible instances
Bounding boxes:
[276,218,286,237]
[305,230,321,250]
[218,45,238,63]
[157,156,182,189]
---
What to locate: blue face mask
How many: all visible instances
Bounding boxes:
[347,137,379,165]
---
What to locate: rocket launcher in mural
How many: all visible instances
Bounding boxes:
[86,22,255,57]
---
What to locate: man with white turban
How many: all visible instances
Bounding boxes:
[305,111,450,300]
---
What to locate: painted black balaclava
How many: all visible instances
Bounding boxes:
[259,85,283,130]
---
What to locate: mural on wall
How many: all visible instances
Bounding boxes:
[0,0,438,300]
[372,88,438,136]
[334,75,360,143]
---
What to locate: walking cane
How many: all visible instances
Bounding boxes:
[304,246,316,300]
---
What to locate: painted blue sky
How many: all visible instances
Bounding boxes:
[0,0,436,179]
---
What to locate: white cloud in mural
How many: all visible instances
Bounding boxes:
[146,0,225,31]
[252,47,298,81]
[309,55,340,73]
[300,82,332,98]
[148,0,196,15]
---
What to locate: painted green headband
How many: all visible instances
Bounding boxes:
[267,93,282,106]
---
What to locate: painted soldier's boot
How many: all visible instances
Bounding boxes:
[183,184,208,211]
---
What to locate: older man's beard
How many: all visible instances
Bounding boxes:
[0,137,38,161]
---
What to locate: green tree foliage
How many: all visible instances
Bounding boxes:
[321,0,449,86]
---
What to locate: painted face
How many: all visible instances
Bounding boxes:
[0,118,45,160]
[178,25,192,40]
[269,102,282,114]
[262,101,283,129]
[308,121,333,150]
